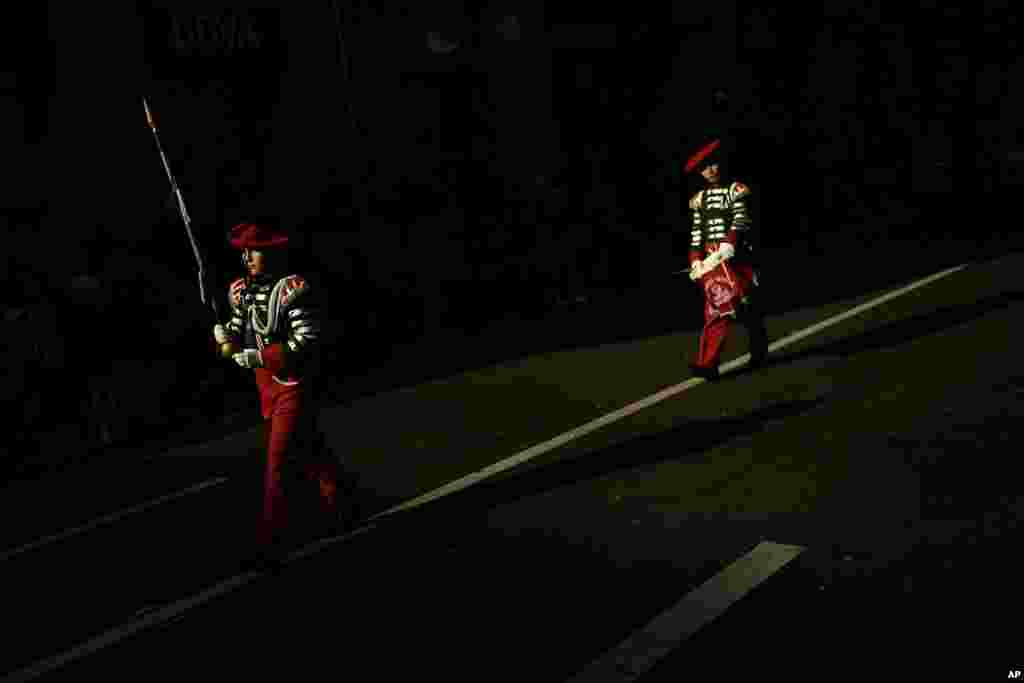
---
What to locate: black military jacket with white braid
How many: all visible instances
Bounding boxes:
[224,273,321,379]
[689,181,754,254]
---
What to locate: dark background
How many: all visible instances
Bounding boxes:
[4,0,1022,477]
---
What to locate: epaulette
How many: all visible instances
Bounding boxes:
[278,274,309,309]
[730,181,751,201]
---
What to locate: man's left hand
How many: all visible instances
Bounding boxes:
[232,348,263,369]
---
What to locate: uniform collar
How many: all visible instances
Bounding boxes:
[248,273,277,286]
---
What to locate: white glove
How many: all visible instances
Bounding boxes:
[702,250,724,272]
[689,261,705,281]
[232,348,263,369]
[213,324,230,344]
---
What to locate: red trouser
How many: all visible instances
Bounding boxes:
[255,369,339,550]
[693,258,767,369]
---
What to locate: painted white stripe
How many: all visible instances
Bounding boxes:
[372,263,969,517]
[0,262,968,681]
[0,477,228,563]
[0,524,376,683]
[567,541,806,682]
[0,570,260,683]
[755,263,969,359]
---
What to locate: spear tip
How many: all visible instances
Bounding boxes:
[142,96,156,130]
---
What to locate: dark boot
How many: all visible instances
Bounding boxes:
[246,539,288,575]
[688,362,720,381]
[748,334,769,368]
[742,303,770,368]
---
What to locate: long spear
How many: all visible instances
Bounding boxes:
[142,96,220,320]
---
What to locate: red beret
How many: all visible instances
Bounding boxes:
[229,223,290,250]
[684,138,722,174]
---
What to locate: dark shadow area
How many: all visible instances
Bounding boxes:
[319,240,1017,414]
[645,373,1024,680]
[646,492,1021,681]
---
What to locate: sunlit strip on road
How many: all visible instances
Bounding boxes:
[0,477,229,563]
[371,262,970,518]
[754,263,970,359]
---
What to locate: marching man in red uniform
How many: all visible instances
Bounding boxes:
[213,222,345,567]
[684,138,769,380]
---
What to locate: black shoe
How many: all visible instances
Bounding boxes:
[325,508,357,538]
[320,493,370,539]
[747,321,770,368]
[245,539,288,574]
[688,362,720,381]
[245,550,286,575]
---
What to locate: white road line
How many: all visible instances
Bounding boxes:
[0,570,260,683]
[371,262,970,518]
[0,261,968,682]
[0,477,229,563]
[567,541,807,682]
[756,263,970,358]
[0,523,376,683]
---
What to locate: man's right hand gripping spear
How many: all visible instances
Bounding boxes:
[143,97,236,359]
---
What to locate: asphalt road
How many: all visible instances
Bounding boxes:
[4,251,1022,682]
